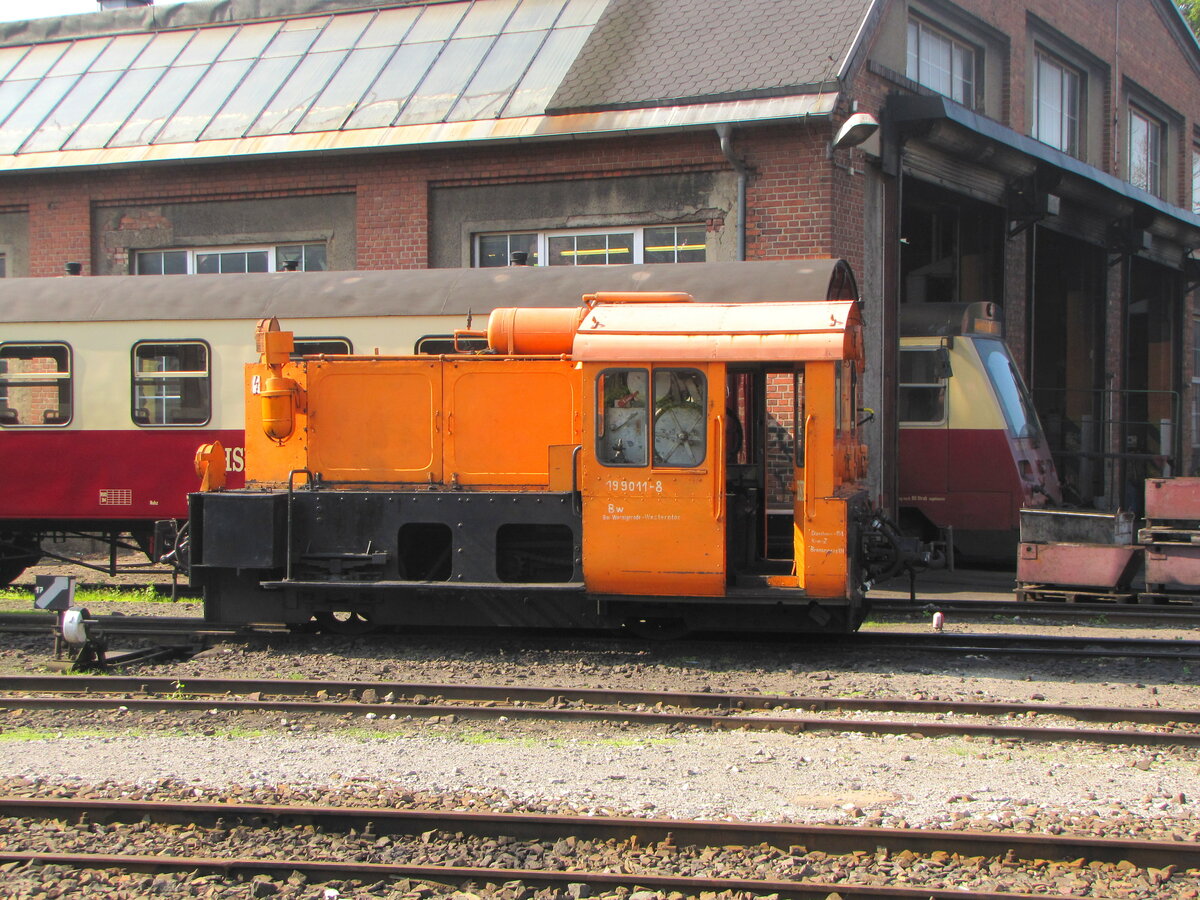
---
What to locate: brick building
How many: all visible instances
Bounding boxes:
[0,0,1197,515]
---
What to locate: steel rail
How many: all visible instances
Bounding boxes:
[2,796,1196,886]
[870,598,1200,622]
[0,850,1087,900]
[3,610,1198,661]
[2,675,1196,727]
[4,797,1195,866]
[847,631,1200,660]
[3,679,1197,746]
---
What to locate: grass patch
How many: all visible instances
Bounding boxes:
[0,726,142,743]
[0,585,180,606]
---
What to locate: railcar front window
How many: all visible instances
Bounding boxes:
[977,339,1039,439]
[0,343,71,427]
[596,368,648,466]
[132,341,210,426]
[652,368,706,467]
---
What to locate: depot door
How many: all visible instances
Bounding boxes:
[580,363,725,596]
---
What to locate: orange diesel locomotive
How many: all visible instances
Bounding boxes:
[184,283,895,635]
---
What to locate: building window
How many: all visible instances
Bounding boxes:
[132,341,210,426]
[475,227,707,267]
[277,244,328,272]
[0,253,7,278]
[907,17,976,109]
[1192,317,1200,452]
[478,233,539,267]
[643,225,707,263]
[1129,107,1164,196]
[549,232,634,266]
[135,243,327,275]
[0,343,71,427]
[1192,147,1200,215]
[1033,52,1081,157]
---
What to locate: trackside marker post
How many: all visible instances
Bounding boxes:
[34,575,74,611]
[34,575,76,658]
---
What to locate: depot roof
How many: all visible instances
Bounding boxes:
[0,0,870,173]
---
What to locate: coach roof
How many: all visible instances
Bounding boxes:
[0,258,858,323]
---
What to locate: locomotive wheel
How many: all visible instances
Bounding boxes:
[313,609,376,635]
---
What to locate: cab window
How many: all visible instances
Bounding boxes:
[652,368,706,467]
[899,348,949,424]
[132,341,211,426]
[596,368,648,466]
[0,342,71,427]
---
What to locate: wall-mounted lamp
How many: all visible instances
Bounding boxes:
[832,112,880,150]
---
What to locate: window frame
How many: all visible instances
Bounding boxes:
[0,341,72,428]
[651,367,707,468]
[1192,315,1200,452]
[595,365,710,469]
[130,339,212,427]
[596,366,650,468]
[134,242,328,275]
[1032,48,1082,158]
[898,346,950,426]
[1192,143,1200,216]
[1128,104,1165,197]
[293,336,352,358]
[906,15,978,110]
[474,225,708,268]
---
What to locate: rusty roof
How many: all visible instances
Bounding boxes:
[550,0,873,112]
[0,0,865,174]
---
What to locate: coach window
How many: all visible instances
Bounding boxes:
[652,368,707,467]
[132,341,211,426]
[0,343,71,427]
[293,337,351,358]
[597,368,648,466]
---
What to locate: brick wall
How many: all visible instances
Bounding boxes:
[2,123,841,276]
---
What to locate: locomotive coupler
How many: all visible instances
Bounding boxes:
[860,513,948,600]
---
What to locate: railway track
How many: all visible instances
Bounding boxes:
[2,795,1196,899]
[871,597,1200,623]
[2,610,1200,660]
[3,675,1197,747]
